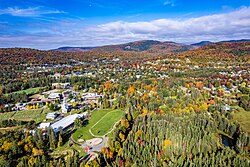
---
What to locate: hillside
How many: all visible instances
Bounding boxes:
[54,47,95,52]
[191,41,213,47]
[53,40,195,53]
[177,41,250,60]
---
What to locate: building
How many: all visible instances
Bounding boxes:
[52,83,70,89]
[61,100,71,113]
[50,112,87,133]
[223,104,231,111]
[46,112,58,120]
[15,103,27,110]
[82,92,102,101]
[54,73,61,79]
[38,122,51,129]
[48,93,62,101]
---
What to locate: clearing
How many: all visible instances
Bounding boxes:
[90,109,124,136]
[232,106,250,133]
[5,87,43,96]
[0,108,51,123]
[72,109,124,141]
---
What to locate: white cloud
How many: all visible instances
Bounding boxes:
[0,6,65,17]
[164,0,175,7]
[0,7,250,49]
[86,7,250,44]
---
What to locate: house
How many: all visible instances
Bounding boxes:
[54,73,61,79]
[82,92,102,101]
[48,93,62,100]
[38,122,51,129]
[15,103,27,110]
[50,112,87,133]
[223,104,231,111]
[52,83,70,89]
[28,98,43,105]
[46,112,58,120]
[61,101,72,113]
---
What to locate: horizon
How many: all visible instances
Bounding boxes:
[1,38,250,51]
[0,0,250,49]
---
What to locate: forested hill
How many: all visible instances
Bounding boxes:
[0,41,249,66]
[53,40,195,53]
[175,42,250,61]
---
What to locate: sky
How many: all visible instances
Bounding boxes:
[0,0,250,49]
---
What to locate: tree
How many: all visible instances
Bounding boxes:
[58,134,63,147]
[74,117,82,128]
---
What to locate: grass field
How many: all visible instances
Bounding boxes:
[5,87,43,95]
[232,106,250,134]
[72,109,124,141]
[0,108,51,123]
[90,109,124,136]
[0,111,16,121]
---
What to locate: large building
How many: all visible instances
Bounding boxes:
[50,112,87,133]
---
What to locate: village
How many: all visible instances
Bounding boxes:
[0,47,249,166]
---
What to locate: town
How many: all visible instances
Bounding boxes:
[0,41,249,166]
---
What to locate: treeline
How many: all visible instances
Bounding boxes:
[0,128,88,167]
[0,119,34,128]
[99,111,249,166]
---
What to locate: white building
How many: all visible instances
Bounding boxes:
[82,92,102,101]
[48,93,61,100]
[38,122,51,129]
[61,100,70,113]
[46,112,58,119]
[50,112,87,133]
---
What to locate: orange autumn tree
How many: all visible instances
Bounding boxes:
[127,85,135,96]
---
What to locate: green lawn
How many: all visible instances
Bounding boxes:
[0,108,51,123]
[72,109,124,141]
[232,107,250,134]
[0,111,16,121]
[90,109,124,136]
[5,87,43,95]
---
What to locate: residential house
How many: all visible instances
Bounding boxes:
[15,103,27,110]
[38,122,51,129]
[48,93,62,101]
[61,100,72,113]
[46,112,58,120]
[52,83,70,89]
[54,73,61,79]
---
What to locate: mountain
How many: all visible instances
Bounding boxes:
[53,47,95,52]
[53,39,250,53]
[221,39,250,43]
[53,40,194,53]
[191,41,213,47]
[183,41,250,58]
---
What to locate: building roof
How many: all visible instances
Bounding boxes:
[50,112,87,133]
[48,93,61,99]
[38,122,51,129]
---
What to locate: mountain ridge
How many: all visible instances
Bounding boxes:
[53,39,250,53]
[53,40,194,53]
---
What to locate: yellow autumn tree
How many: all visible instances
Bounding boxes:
[1,141,12,153]
[119,132,125,142]
[163,139,173,149]
[32,148,44,156]
[201,102,208,111]
[135,130,144,139]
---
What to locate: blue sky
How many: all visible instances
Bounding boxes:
[0,0,249,49]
